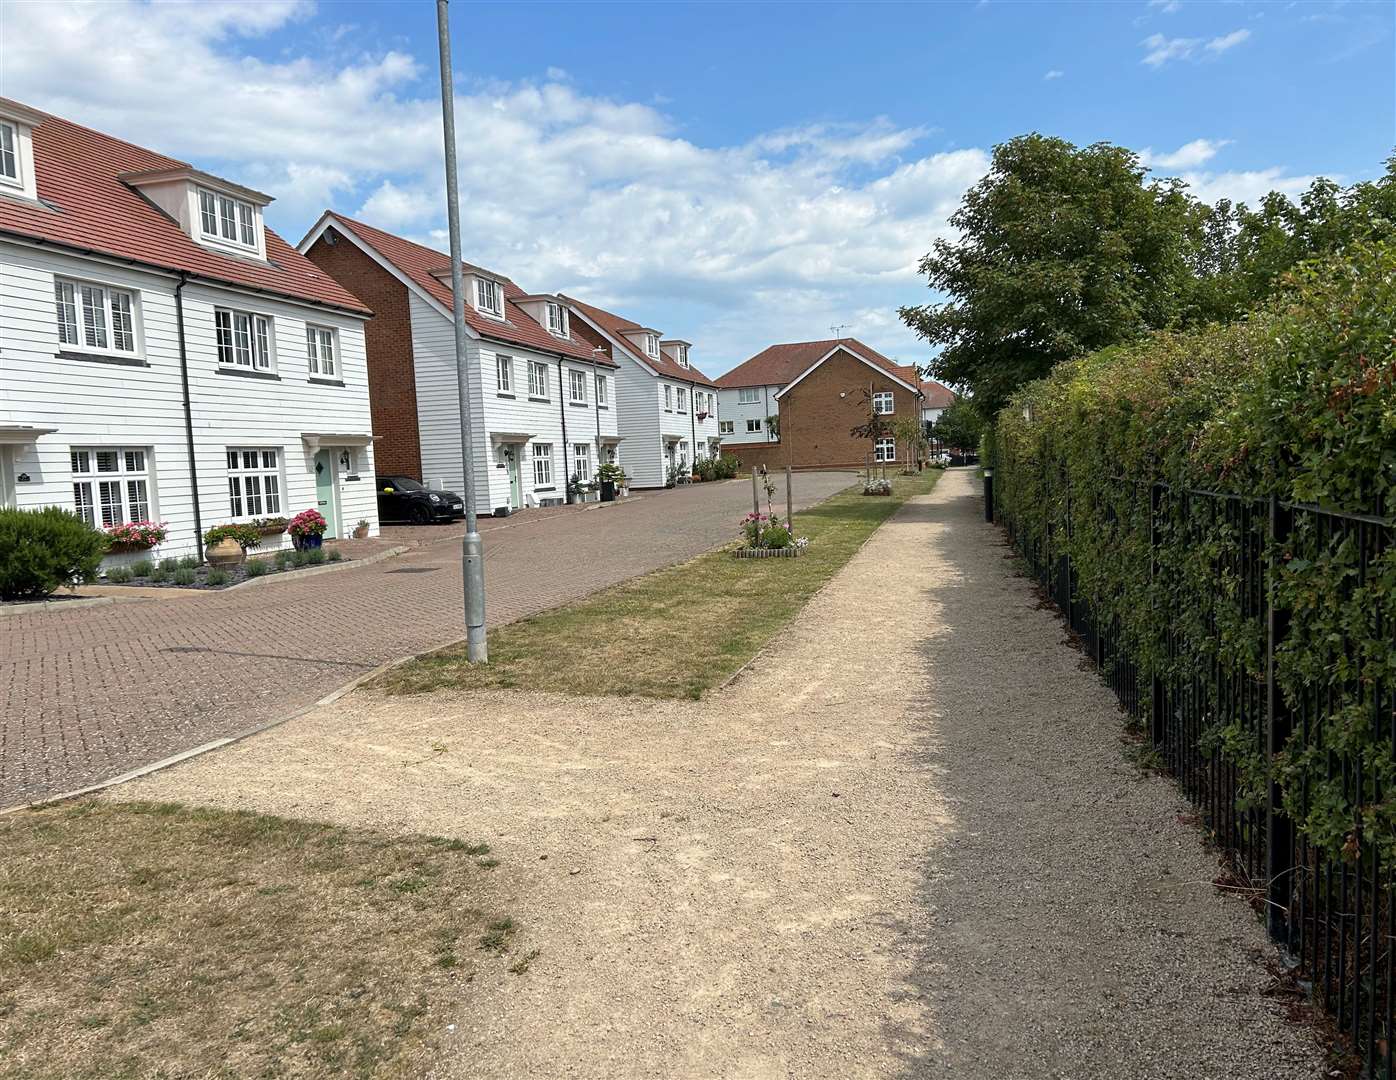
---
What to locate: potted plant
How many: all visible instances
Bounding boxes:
[352,518,370,539]
[202,522,262,566]
[250,515,289,538]
[597,462,623,502]
[104,520,167,554]
[566,473,584,505]
[288,508,328,550]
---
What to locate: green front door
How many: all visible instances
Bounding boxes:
[314,449,339,538]
[507,447,521,509]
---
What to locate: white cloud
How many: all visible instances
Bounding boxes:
[1205,28,1251,54]
[1044,69,1065,80]
[1141,28,1251,67]
[1148,0,1182,12]
[1177,167,1323,208]
[1140,137,1232,170]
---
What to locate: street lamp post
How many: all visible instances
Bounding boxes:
[436,0,487,662]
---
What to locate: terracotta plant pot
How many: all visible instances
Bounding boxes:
[352,526,369,539]
[206,537,245,567]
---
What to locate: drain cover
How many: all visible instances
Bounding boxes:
[386,567,439,574]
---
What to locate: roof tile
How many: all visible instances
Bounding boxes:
[716,338,914,390]
[562,295,718,388]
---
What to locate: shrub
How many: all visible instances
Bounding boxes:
[305,549,327,566]
[172,568,197,586]
[205,568,230,587]
[0,507,108,601]
[292,550,312,568]
[276,549,296,570]
[159,558,179,574]
[245,559,270,578]
[714,454,740,480]
[148,567,170,583]
[327,549,345,563]
[131,559,154,577]
[763,522,792,549]
[178,556,198,570]
[106,566,134,584]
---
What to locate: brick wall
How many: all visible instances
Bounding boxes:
[304,231,424,480]
[726,348,920,471]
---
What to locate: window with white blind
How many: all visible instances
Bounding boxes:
[738,387,760,404]
[569,369,587,403]
[873,391,894,415]
[663,385,673,411]
[573,443,591,482]
[197,187,257,250]
[54,278,138,355]
[532,443,554,487]
[545,301,568,336]
[305,325,337,377]
[643,333,659,358]
[595,373,608,407]
[71,448,152,527]
[874,437,896,462]
[676,387,688,414]
[528,360,550,399]
[215,308,274,370]
[226,448,283,518]
[496,354,513,393]
[0,122,17,183]
[475,278,503,317]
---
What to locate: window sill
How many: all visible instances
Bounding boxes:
[497,392,516,399]
[308,377,344,387]
[568,401,589,408]
[598,404,610,410]
[534,486,557,493]
[218,366,281,381]
[57,349,149,368]
[528,396,550,403]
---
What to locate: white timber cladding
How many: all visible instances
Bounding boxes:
[0,237,379,561]
[717,384,781,445]
[405,291,619,515]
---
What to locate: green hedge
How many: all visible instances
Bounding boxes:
[0,507,109,601]
[991,240,1396,863]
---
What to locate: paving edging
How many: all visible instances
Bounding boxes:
[0,595,115,619]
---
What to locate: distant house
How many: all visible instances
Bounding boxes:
[300,213,620,514]
[561,296,721,488]
[715,338,923,471]
[0,97,379,562]
[920,379,956,431]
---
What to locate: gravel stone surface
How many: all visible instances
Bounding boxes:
[117,468,1326,1079]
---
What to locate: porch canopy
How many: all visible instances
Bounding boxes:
[489,431,537,444]
[0,424,58,445]
[301,432,374,453]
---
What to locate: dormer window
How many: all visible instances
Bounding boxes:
[644,333,658,358]
[545,301,568,337]
[198,187,257,251]
[476,278,503,317]
[0,122,17,184]
[0,101,42,202]
[676,345,688,368]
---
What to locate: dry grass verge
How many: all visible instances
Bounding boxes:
[0,800,511,1080]
[374,469,941,700]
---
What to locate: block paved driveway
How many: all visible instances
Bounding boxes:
[1,472,855,807]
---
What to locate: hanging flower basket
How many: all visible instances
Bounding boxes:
[104,520,168,553]
[252,516,289,537]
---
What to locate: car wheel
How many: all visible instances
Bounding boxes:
[410,503,432,525]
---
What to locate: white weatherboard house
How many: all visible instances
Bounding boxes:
[0,99,379,564]
[561,296,721,488]
[299,213,621,516]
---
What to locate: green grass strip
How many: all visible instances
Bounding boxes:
[374,469,942,700]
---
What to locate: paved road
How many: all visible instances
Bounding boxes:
[1,473,854,807]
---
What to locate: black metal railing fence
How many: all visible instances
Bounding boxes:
[992,463,1395,1076]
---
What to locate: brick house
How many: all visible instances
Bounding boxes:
[299,212,620,515]
[715,338,923,472]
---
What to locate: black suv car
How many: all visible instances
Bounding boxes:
[376,475,466,524]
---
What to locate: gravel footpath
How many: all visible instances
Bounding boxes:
[115,468,1325,1079]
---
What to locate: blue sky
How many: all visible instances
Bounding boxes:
[4,0,1392,374]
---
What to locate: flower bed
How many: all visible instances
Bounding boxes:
[862,479,892,496]
[735,512,810,558]
[99,547,348,590]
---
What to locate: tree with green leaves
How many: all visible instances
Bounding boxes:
[930,399,984,454]
[900,134,1197,416]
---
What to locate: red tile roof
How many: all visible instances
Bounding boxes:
[0,99,370,314]
[562,295,718,388]
[315,213,613,365]
[716,338,918,391]
[920,379,956,409]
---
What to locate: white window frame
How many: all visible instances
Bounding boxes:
[305,324,337,378]
[737,387,760,404]
[528,360,550,400]
[0,121,18,187]
[532,443,554,488]
[746,418,762,433]
[676,387,688,414]
[663,385,673,412]
[225,447,284,520]
[215,307,275,371]
[496,354,514,394]
[197,186,258,253]
[70,447,153,528]
[719,420,734,435]
[568,368,588,404]
[545,301,568,337]
[874,437,896,462]
[873,391,894,415]
[475,277,504,318]
[644,333,659,358]
[675,344,688,368]
[572,442,592,483]
[595,373,609,407]
[54,277,140,357]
